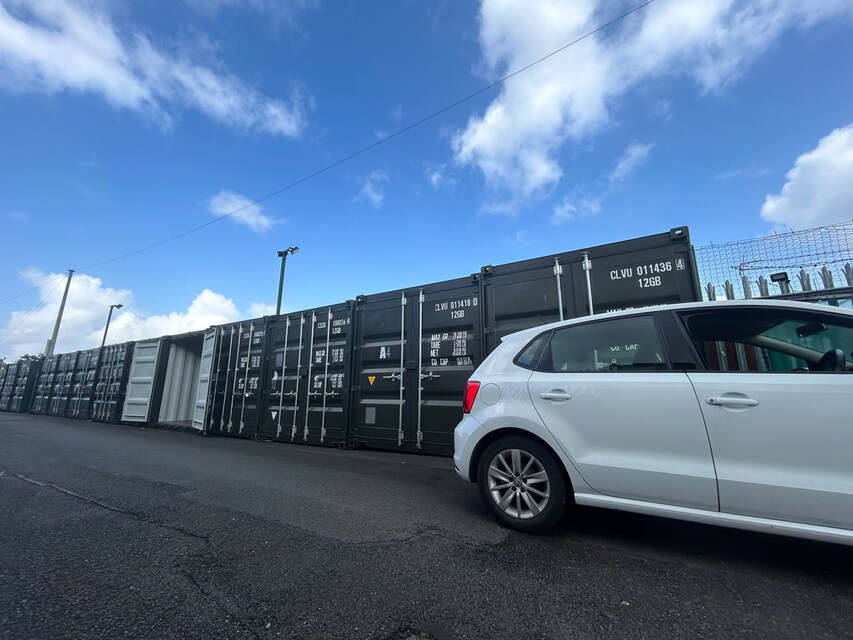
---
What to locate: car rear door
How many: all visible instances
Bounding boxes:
[679,306,853,530]
[528,313,718,511]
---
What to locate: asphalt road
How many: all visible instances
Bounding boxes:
[1,413,851,640]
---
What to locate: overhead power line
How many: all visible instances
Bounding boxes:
[3,0,656,300]
[78,0,655,270]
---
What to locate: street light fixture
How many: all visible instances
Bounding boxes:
[275,246,299,316]
[101,304,123,348]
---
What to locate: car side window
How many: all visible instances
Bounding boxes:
[539,316,668,373]
[514,333,549,370]
[681,308,853,373]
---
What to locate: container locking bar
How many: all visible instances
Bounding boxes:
[239,322,254,434]
[303,312,316,442]
[416,289,424,449]
[320,308,332,443]
[397,292,407,447]
[275,316,290,439]
[291,315,305,442]
[553,257,565,322]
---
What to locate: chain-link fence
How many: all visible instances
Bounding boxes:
[694,220,853,300]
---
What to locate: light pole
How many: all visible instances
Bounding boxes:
[101,304,123,348]
[275,246,299,315]
[44,269,74,356]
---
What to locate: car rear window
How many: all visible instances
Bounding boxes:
[514,333,549,370]
[539,316,668,373]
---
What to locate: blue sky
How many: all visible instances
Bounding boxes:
[1,0,852,359]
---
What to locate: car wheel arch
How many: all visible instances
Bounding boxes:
[469,427,575,499]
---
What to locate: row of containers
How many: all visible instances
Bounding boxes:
[0,227,701,456]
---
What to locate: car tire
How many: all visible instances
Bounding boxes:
[477,435,568,533]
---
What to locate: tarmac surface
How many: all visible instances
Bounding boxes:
[1,412,851,639]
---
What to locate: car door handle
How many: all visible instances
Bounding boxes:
[706,396,759,407]
[540,390,572,401]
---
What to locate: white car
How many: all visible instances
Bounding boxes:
[454,299,853,544]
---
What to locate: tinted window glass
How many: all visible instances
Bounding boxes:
[515,333,548,370]
[682,309,853,373]
[542,316,667,373]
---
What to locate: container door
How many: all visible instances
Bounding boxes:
[224,322,265,438]
[482,259,570,355]
[569,243,698,315]
[191,329,218,431]
[415,282,483,455]
[207,325,237,434]
[121,340,162,423]
[304,307,352,447]
[259,314,305,442]
[351,293,408,450]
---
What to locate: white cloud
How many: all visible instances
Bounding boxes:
[0,269,265,360]
[608,142,653,184]
[390,105,403,122]
[209,190,278,233]
[552,194,601,225]
[0,0,307,137]
[552,141,651,225]
[424,162,456,189]
[356,170,390,208]
[7,210,29,222]
[454,0,853,207]
[247,302,277,317]
[761,124,853,229]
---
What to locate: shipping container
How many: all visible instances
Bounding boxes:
[91,342,133,423]
[205,320,268,438]
[0,358,42,413]
[118,330,215,429]
[29,354,57,415]
[254,302,355,447]
[68,348,101,419]
[480,226,700,352]
[47,351,79,416]
[349,276,483,455]
[0,362,11,411]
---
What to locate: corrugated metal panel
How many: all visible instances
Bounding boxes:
[121,340,162,423]
[0,358,42,413]
[349,277,481,455]
[255,302,354,446]
[158,340,201,425]
[68,348,101,419]
[91,342,133,423]
[192,329,218,431]
[206,319,267,438]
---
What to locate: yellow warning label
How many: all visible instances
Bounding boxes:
[368,375,376,386]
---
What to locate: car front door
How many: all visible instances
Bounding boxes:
[680,306,853,530]
[528,314,718,511]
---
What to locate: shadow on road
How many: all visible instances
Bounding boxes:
[543,504,853,581]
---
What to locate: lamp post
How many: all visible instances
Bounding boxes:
[275,246,299,315]
[101,304,123,348]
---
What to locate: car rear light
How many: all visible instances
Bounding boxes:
[463,381,481,414]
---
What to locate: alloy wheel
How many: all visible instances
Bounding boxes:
[487,448,550,519]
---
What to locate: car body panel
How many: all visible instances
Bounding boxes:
[687,371,853,530]
[529,371,718,510]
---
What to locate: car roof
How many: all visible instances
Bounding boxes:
[502,298,853,343]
